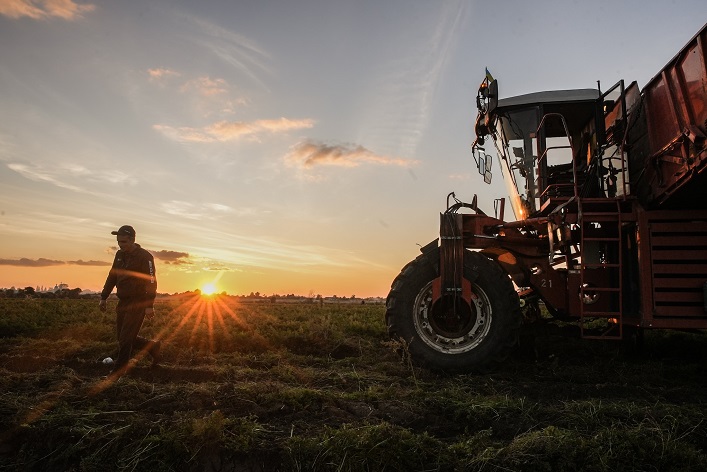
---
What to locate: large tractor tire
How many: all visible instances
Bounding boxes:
[386,248,521,372]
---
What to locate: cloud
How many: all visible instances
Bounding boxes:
[181,76,228,96]
[0,258,63,267]
[69,259,111,266]
[153,117,314,143]
[151,250,191,265]
[151,125,212,143]
[61,163,133,185]
[0,0,95,20]
[184,14,272,89]
[7,163,86,193]
[357,1,467,157]
[7,162,136,192]
[205,266,236,272]
[207,118,314,138]
[161,201,230,220]
[147,69,248,113]
[0,258,109,267]
[147,68,181,83]
[284,140,418,169]
[160,201,258,221]
[202,203,232,213]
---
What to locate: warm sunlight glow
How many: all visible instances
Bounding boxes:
[201,283,217,296]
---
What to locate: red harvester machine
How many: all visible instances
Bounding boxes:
[386,23,707,371]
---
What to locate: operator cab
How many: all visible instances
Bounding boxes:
[475,78,616,219]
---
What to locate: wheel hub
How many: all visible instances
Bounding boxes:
[428,295,475,338]
[413,281,492,354]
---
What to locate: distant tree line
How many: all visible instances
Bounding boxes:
[0,286,91,299]
[1,287,385,303]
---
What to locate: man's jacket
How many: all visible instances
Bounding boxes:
[101,244,157,307]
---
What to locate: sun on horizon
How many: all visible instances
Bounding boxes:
[201,283,218,296]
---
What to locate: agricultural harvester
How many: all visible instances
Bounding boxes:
[386,23,707,371]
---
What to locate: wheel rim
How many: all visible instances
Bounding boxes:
[412,281,493,354]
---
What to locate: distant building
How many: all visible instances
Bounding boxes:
[51,283,69,293]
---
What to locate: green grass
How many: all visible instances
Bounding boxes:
[1,297,706,471]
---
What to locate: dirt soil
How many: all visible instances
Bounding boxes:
[1,298,706,471]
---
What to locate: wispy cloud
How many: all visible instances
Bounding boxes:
[7,162,135,192]
[160,201,257,221]
[359,1,467,157]
[147,68,249,115]
[181,76,228,96]
[184,14,272,89]
[203,203,244,213]
[8,163,87,193]
[0,258,109,267]
[61,163,133,184]
[205,265,236,272]
[0,0,95,20]
[147,67,181,83]
[153,117,314,143]
[284,140,418,169]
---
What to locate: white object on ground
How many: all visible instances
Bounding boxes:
[102,357,114,364]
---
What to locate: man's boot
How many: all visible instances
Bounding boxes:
[150,340,162,367]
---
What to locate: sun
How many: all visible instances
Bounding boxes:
[201,283,218,296]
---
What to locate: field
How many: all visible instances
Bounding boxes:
[1,296,706,471]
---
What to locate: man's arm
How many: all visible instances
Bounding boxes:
[141,249,157,315]
[99,254,119,311]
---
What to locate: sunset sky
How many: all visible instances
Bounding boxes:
[0,0,704,297]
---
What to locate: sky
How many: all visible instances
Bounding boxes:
[0,0,705,297]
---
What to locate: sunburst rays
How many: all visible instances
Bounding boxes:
[89,294,252,394]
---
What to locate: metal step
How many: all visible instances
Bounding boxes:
[579,198,624,339]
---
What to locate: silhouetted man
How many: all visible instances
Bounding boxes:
[99,225,160,378]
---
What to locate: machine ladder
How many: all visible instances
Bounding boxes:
[579,199,625,339]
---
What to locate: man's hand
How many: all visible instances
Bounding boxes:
[98,299,107,312]
[145,307,154,320]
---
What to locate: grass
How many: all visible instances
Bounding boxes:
[0,296,706,471]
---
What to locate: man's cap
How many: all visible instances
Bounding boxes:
[111,225,136,237]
